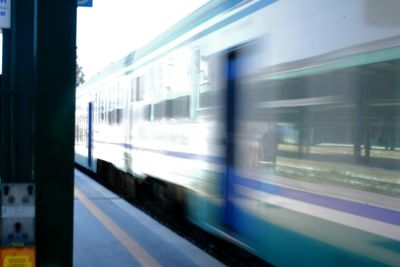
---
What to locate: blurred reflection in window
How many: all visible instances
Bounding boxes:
[235,48,400,196]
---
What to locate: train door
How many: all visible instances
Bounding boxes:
[222,42,268,236]
[222,50,237,228]
[87,102,93,168]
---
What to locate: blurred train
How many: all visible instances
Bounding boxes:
[75,0,400,266]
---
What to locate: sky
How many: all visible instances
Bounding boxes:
[77,0,209,80]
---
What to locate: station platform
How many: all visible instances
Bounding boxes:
[73,170,224,267]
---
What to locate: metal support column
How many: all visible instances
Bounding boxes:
[1,1,37,266]
[34,1,77,266]
[1,0,77,266]
[0,0,35,184]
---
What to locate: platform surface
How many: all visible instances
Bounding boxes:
[73,170,224,267]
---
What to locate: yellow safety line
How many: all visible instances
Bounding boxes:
[75,187,163,267]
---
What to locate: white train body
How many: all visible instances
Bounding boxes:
[76,1,400,266]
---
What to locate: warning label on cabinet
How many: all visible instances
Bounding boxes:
[0,248,35,267]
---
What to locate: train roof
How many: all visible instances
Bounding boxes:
[79,0,248,90]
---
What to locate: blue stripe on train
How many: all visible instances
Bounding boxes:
[93,140,400,226]
[94,140,224,165]
[233,174,400,226]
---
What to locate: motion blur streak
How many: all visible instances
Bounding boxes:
[75,1,400,266]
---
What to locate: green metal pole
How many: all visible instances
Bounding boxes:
[0,0,35,183]
[1,1,76,265]
[33,0,77,266]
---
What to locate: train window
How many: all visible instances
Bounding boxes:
[199,55,209,86]
[153,100,167,121]
[199,90,221,108]
[136,76,144,101]
[104,89,109,122]
[100,107,104,123]
[197,55,224,112]
[153,96,190,121]
[111,85,117,110]
[130,102,151,122]
[115,83,120,107]
[144,104,151,121]
[235,47,400,197]
[116,108,123,124]
[94,93,98,124]
[171,95,190,119]
[107,111,110,125]
[74,112,88,147]
[130,78,136,102]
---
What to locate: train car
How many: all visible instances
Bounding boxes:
[75,0,400,266]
